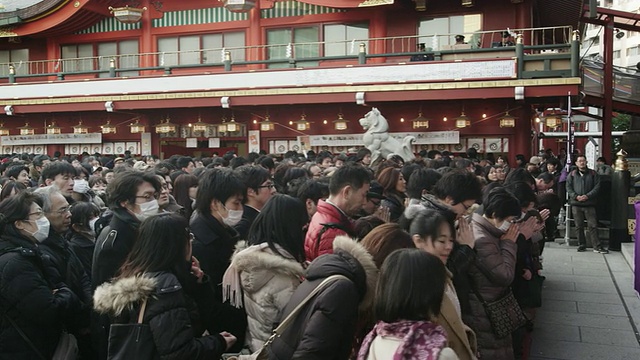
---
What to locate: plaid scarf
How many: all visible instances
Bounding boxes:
[357,320,448,360]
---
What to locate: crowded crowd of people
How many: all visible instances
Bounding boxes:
[0,146,606,359]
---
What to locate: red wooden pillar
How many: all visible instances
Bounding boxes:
[515,0,533,46]
[511,106,533,164]
[602,16,614,161]
[369,11,387,64]
[140,0,154,70]
[248,2,263,69]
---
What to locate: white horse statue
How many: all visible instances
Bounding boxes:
[359,107,415,164]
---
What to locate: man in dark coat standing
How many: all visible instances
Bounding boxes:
[566,155,603,253]
[191,168,248,352]
[91,170,161,360]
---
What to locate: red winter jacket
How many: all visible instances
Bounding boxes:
[304,200,355,261]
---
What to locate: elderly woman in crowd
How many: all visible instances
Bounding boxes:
[0,192,80,359]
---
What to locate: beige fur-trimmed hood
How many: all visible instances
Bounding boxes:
[332,236,379,312]
[93,275,156,317]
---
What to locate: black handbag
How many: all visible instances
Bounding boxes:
[107,298,156,360]
[470,282,527,339]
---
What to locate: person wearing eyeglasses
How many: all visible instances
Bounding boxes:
[91,170,162,360]
[0,191,80,359]
[233,165,277,240]
[94,213,235,359]
[34,185,95,359]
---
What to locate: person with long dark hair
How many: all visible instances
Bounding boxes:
[173,173,199,220]
[377,167,407,222]
[0,192,80,359]
[357,249,457,360]
[222,194,308,352]
[93,213,235,359]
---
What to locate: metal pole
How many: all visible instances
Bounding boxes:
[109,58,116,77]
[602,16,614,164]
[224,51,232,72]
[609,150,631,251]
[8,65,15,83]
[571,30,580,78]
[516,34,524,78]
[564,92,574,245]
[359,42,366,65]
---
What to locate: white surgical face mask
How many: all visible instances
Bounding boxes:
[498,220,511,232]
[73,179,90,194]
[26,217,50,243]
[88,217,98,237]
[135,200,159,222]
[219,205,243,227]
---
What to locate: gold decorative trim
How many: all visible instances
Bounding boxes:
[359,0,394,7]
[0,27,18,38]
[24,0,72,23]
[4,77,581,106]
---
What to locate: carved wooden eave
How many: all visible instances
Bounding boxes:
[0,0,123,38]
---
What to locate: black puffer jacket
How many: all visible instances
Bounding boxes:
[94,271,227,360]
[381,192,405,223]
[68,232,94,282]
[0,228,79,359]
[92,208,141,290]
[91,208,141,360]
[190,211,240,297]
[190,210,247,352]
[40,231,93,315]
[269,236,378,360]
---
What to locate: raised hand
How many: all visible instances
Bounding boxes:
[500,223,519,243]
[456,217,475,248]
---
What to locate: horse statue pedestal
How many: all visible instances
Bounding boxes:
[359,107,415,164]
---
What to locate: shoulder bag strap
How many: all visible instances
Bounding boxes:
[1,312,47,360]
[468,265,488,306]
[267,274,350,342]
[137,298,148,324]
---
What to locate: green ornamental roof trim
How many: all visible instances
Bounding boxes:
[74,0,346,34]
[152,7,248,27]
[75,16,141,34]
[261,0,345,18]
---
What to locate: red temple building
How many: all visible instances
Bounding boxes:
[0,0,587,162]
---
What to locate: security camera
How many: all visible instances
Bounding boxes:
[4,105,14,116]
[105,101,114,112]
[615,29,625,39]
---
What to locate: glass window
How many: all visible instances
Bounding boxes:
[61,44,94,72]
[224,32,246,62]
[324,23,369,57]
[202,34,223,64]
[179,36,200,65]
[267,27,319,69]
[119,40,139,76]
[418,14,482,50]
[0,49,29,75]
[158,37,179,66]
[158,32,245,66]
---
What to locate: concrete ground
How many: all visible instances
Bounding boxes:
[529,241,640,360]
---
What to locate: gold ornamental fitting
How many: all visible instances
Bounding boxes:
[614,149,628,171]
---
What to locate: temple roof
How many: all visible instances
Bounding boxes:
[0,0,44,13]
